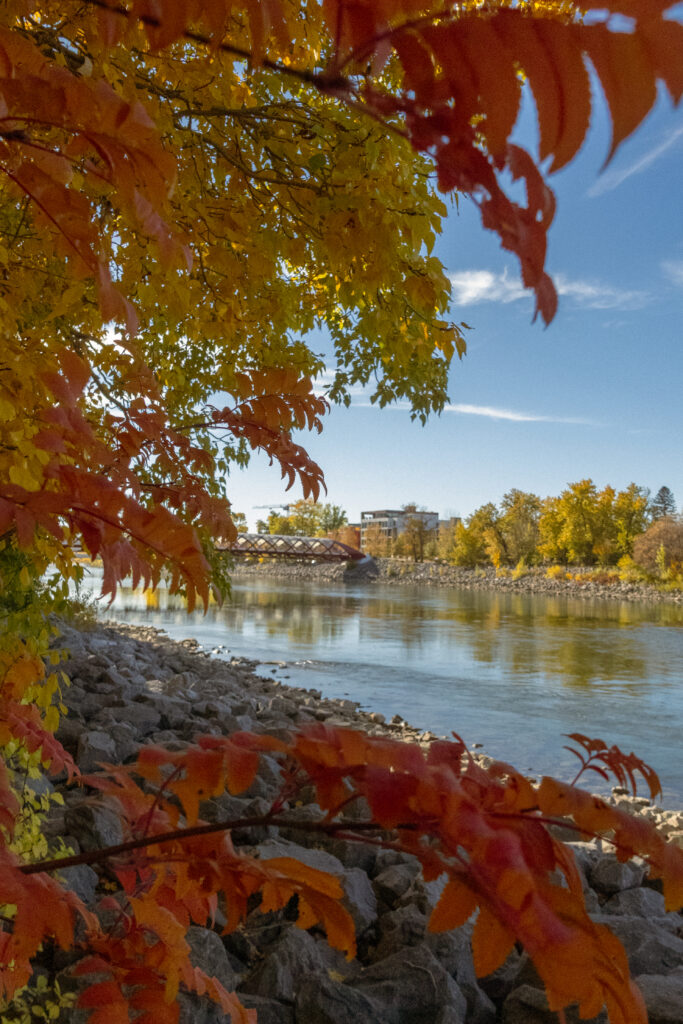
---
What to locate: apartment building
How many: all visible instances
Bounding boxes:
[359,508,439,547]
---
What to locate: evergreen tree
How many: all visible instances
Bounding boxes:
[650,486,677,520]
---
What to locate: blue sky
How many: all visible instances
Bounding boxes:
[228,90,683,529]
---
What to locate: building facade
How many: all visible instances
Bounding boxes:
[359,508,439,548]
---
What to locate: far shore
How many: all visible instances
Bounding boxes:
[231,556,683,605]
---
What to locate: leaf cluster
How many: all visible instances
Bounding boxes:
[1,725,681,1023]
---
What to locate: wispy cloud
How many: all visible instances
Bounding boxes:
[355,399,595,425]
[554,274,648,310]
[442,403,594,425]
[587,125,683,198]
[662,259,683,287]
[449,268,648,310]
[319,366,596,425]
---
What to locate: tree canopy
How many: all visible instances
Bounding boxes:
[0,0,681,604]
[262,499,348,536]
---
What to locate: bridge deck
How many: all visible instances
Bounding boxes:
[218,533,366,562]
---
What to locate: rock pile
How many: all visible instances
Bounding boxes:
[45,621,683,1023]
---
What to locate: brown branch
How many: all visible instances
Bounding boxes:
[18,812,417,875]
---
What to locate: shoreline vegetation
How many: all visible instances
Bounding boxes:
[231,557,683,605]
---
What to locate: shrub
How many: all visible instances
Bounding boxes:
[512,558,528,580]
[633,518,683,574]
[617,555,647,583]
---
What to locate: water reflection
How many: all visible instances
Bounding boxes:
[90,574,683,694]
[81,572,683,800]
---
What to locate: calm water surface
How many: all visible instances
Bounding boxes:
[88,575,683,802]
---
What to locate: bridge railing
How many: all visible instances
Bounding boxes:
[217,533,366,562]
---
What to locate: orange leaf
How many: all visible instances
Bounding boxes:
[471,904,516,977]
[428,877,478,933]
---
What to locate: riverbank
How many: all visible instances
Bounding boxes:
[44,619,683,1023]
[231,557,683,604]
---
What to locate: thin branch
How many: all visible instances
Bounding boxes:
[19,812,416,875]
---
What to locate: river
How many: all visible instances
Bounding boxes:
[84,574,683,803]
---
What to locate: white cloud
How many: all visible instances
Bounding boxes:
[662,260,683,287]
[449,268,526,306]
[314,368,368,397]
[449,268,648,311]
[587,124,683,198]
[355,399,595,425]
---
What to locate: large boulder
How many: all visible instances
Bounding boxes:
[503,985,607,1024]
[295,972,387,1024]
[589,855,645,895]
[591,915,683,976]
[634,968,683,1024]
[240,927,354,1002]
[352,945,468,1023]
[76,730,117,773]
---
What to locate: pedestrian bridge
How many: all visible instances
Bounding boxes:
[217,533,367,562]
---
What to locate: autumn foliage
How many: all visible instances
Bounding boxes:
[1,0,683,1021]
[2,720,683,1023]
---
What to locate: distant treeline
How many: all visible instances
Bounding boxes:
[363,483,682,572]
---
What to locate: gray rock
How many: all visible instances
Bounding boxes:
[98,664,132,693]
[107,702,161,735]
[238,994,294,1023]
[241,927,352,1002]
[58,864,98,906]
[316,836,377,874]
[602,886,667,917]
[295,971,387,1023]
[200,792,252,826]
[108,722,140,762]
[354,945,468,1023]
[342,867,378,935]
[244,753,285,800]
[478,949,524,1003]
[426,926,497,1024]
[373,904,426,960]
[177,991,227,1024]
[55,715,86,756]
[589,855,645,894]
[635,968,683,1024]
[76,693,109,720]
[503,984,607,1024]
[592,915,683,976]
[64,801,123,851]
[186,926,242,991]
[373,862,420,907]
[76,729,117,773]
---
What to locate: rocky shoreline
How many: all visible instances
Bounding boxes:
[45,620,683,1023]
[231,558,683,606]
